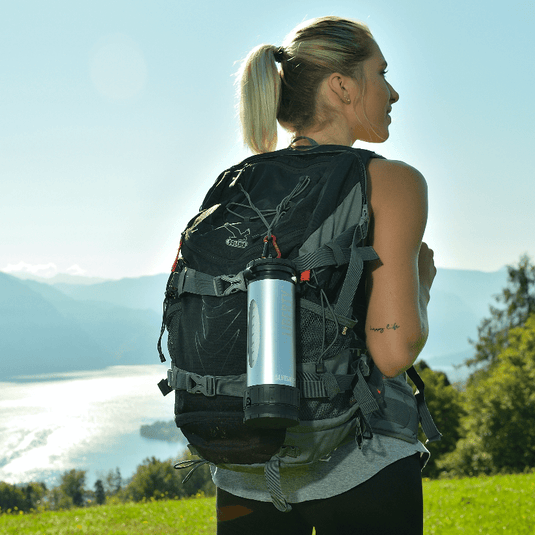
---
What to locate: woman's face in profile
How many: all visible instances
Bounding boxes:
[352,41,399,143]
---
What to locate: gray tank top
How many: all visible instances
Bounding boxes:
[211,432,428,503]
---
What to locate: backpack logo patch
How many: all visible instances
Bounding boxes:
[221,223,251,249]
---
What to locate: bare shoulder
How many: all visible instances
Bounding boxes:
[368,158,427,193]
[367,158,427,213]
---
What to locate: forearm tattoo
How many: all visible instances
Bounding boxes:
[369,323,400,334]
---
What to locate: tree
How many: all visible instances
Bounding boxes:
[94,479,106,505]
[0,481,47,513]
[467,254,535,374]
[413,361,465,479]
[104,468,122,496]
[439,314,535,476]
[126,457,185,502]
[0,482,26,513]
[59,469,86,508]
[125,452,215,502]
[23,482,47,512]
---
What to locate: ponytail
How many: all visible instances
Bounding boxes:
[237,17,374,154]
[238,44,281,154]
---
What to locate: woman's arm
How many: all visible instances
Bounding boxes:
[365,158,436,378]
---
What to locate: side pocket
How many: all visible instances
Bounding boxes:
[165,299,183,363]
[369,375,419,444]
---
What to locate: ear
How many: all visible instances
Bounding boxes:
[327,73,352,104]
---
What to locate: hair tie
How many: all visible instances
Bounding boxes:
[273,46,285,63]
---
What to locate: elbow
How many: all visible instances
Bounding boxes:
[375,358,414,379]
[370,326,429,378]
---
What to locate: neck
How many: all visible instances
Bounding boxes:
[296,123,355,147]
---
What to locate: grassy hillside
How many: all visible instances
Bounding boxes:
[1,473,534,534]
[423,473,534,533]
[0,496,216,534]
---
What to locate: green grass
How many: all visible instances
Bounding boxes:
[1,473,534,534]
[423,472,535,533]
[0,497,217,535]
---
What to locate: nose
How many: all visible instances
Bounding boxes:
[388,82,399,104]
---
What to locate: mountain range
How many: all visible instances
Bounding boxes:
[0,267,508,382]
[0,272,165,378]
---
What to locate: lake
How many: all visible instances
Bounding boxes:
[0,365,187,489]
[0,359,469,492]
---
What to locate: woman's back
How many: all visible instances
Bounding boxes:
[178,14,437,534]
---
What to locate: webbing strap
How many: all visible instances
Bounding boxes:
[265,459,292,512]
[292,225,354,272]
[166,366,357,400]
[406,366,443,443]
[171,240,362,300]
[168,268,247,298]
[352,359,380,417]
[321,372,342,399]
[295,371,355,400]
[297,375,326,398]
[294,246,350,272]
[348,359,379,448]
[335,226,379,317]
[167,367,245,397]
[168,222,376,302]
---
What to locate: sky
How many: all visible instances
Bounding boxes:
[1,0,534,280]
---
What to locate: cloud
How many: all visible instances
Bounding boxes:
[2,262,88,278]
[65,264,87,276]
[2,261,58,278]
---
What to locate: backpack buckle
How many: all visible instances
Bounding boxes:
[186,373,216,397]
[213,272,246,296]
[166,267,186,299]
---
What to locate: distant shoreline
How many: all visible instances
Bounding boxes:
[140,420,182,442]
[2,363,167,383]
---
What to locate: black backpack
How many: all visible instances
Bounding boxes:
[157,144,440,512]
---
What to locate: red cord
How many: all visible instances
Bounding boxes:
[171,240,182,272]
[271,235,282,258]
[263,234,282,258]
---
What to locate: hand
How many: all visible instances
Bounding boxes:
[418,242,437,295]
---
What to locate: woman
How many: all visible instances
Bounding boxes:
[212,16,436,535]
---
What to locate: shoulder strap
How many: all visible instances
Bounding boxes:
[406,366,443,443]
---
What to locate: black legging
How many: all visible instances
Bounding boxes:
[216,453,423,535]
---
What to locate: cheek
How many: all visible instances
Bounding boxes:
[352,102,368,125]
[364,84,387,112]
[377,83,389,104]
[366,96,385,121]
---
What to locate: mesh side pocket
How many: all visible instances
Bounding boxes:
[299,391,356,421]
[297,306,350,364]
[297,306,357,421]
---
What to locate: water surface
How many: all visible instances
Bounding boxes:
[0,365,186,487]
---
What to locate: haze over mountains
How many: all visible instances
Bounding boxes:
[0,267,508,382]
[0,272,166,378]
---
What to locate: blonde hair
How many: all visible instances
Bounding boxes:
[238,16,374,154]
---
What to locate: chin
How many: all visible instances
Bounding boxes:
[354,124,389,144]
[367,131,389,143]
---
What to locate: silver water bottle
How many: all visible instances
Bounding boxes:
[243,258,300,428]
